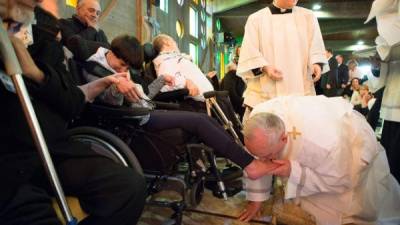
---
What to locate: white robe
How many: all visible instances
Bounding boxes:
[366,0,400,122]
[245,96,400,225]
[152,52,214,102]
[237,6,328,108]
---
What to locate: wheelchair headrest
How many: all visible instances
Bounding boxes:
[143,43,158,63]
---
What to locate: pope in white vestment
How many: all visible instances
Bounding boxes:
[241,96,400,225]
[237,2,329,112]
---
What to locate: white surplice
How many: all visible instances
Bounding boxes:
[153,52,214,102]
[237,7,328,108]
[245,96,400,225]
[365,0,400,122]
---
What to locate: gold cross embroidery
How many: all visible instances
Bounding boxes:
[288,126,302,140]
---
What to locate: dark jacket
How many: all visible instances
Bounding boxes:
[59,15,109,52]
[0,38,95,208]
[220,70,246,118]
[337,64,349,86]
[320,56,338,97]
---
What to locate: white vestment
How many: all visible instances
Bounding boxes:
[366,0,400,122]
[237,6,328,108]
[245,96,400,225]
[153,52,214,102]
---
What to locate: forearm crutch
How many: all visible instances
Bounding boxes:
[204,91,243,147]
[0,20,77,225]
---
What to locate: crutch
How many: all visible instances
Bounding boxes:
[0,20,77,225]
[204,91,243,147]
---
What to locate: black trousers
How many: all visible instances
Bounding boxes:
[367,87,384,130]
[1,156,146,225]
[381,120,400,183]
[0,184,62,225]
[144,110,253,168]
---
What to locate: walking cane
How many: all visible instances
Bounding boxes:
[0,20,77,225]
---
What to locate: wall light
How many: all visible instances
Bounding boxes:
[312,4,322,11]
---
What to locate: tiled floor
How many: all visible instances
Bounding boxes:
[138,188,315,225]
[138,190,272,225]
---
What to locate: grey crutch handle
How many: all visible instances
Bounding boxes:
[0,19,22,75]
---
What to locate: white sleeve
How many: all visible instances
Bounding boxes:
[237,14,270,79]
[285,141,353,199]
[243,172,273,202]
[308,14,329,74]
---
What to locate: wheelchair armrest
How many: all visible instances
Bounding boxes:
[153,89,189,102]
[152,101,180,110]
[203,91,229,99]
[85,103,150,118]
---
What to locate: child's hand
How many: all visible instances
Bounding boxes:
[185,79,199,96]
[110,73,141,102]
[163,74,175,86]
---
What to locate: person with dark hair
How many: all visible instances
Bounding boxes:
[336,54,349,95]
[342,77,360,100]
[110,35,144,71]
[1,4,146,225]
[220,63,246,119]
[320,48,338,97]
[70,34,285,182]
[59,0,109,51]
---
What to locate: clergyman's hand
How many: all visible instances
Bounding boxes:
[312,64,322,82]
[262,66,283,81]
[238,201,263,222]
[270,160,291,177]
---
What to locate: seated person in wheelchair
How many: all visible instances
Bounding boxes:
[70,33,278,180]
[0,3,146,225]
[152,34,214,102]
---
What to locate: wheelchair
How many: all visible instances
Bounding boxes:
[63,48,240,224]
[142,43,244,146]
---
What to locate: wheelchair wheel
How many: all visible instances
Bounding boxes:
[185,178,205,208]
[67,126,143,175]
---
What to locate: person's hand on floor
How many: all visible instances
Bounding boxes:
[238,201,264,222]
